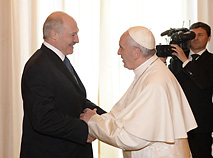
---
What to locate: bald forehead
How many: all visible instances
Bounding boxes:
[50,11,69,18]
[120,31,130,43]
[50,12,75,23]
[43,11,78,40]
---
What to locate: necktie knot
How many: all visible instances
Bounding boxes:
[191,54,200,61]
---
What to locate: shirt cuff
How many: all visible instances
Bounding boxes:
[182,59,190,68]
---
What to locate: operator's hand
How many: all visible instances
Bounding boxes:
[171,44,188,62]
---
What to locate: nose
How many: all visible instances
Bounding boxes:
[194,33,198,40]
[117,48,121,55]
[75,34,79,43]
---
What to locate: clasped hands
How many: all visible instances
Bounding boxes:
[80,108,97,143]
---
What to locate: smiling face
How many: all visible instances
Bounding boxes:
[117,32,136,70]
[55,15,79,55]
[44,12,79,55]
[190,27,211,53]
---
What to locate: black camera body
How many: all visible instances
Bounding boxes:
[156,28,196,57]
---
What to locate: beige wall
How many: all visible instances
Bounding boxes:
[0,0,22,158]
[198,0,213,52]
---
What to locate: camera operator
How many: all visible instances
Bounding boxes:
[169,22,213,158]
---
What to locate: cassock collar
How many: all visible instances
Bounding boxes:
[133,55,158,79]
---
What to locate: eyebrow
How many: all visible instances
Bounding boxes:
[71,32,78,35]
[197,33,204,35]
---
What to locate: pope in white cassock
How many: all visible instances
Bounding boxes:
[80,26,198,158]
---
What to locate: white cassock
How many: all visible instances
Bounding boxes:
[88,55,197,158]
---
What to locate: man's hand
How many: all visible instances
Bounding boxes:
[80,108,97,124]
[87,134,96,143]
[80,108,97,143]
[171,44,188,62]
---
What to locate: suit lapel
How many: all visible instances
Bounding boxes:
[198,50,209,60]
[72,67,86,93]
[41,44,86,95]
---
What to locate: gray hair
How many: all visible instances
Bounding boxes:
[43,14,64,40]
[128,36,156,57]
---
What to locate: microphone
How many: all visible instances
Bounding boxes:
[171,31,196,42]
[160,29,172,36]
[160,28,189,37]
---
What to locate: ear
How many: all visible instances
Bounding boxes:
[50,29,58,40]
[208,35,211,42]
[133,47,141,60]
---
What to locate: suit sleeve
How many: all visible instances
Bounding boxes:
[84,100,107,115]
[169,53,213,89]
[22,64,88,144]
[183,59,213,89]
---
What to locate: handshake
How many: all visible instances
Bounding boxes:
[80,108,97,143]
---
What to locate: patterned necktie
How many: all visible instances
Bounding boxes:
[63,56,78,83]
[191,54,200,61]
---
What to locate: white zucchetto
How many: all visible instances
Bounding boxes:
[128,26,155,49]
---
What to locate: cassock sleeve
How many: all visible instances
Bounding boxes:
[88,113,151,150]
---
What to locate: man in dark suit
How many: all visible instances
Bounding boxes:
[169,22,213,158]
[20,11,105,158]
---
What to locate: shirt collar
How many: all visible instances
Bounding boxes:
[188,49,206,60]
[43,41,65,61]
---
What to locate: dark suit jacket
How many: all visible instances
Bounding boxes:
[169,50,213,133]
[20,44,106,158]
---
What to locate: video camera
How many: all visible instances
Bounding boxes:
[156,28,196,57]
